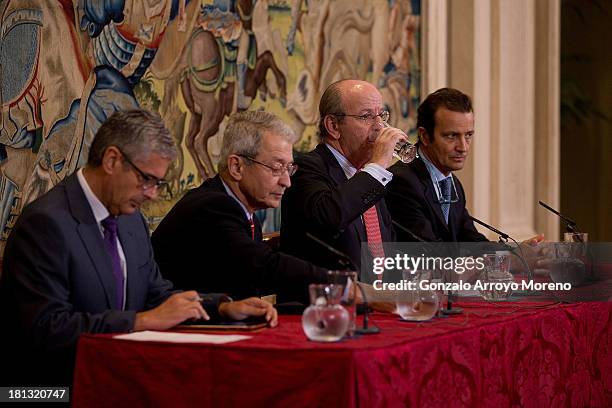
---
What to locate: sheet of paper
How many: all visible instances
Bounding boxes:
[114,331,251,344]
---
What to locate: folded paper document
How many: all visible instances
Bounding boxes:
[114,331,251,344]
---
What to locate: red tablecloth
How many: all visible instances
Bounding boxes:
[73,301,612,407]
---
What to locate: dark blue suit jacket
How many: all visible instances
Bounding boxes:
[152,175,327,303]
[0,173,218,385]
[280,144,396,273]
[387,158,488,242]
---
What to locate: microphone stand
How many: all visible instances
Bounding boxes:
[468,216,539,297]
[391,220,427,242]
[538,201,583,240]
[539,201,592,281]
[306,233,380,335]
[468,216,511,244]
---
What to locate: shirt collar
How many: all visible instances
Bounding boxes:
[76,168,110,224]
[221,178,252,220]
[325,143,357,179]
[418,146,453,184]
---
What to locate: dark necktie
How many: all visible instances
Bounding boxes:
[439,178,452,224]
[101,216,124,309]
[249,216,255,240]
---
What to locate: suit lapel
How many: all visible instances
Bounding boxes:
[253,215,263,241]
[315,145,367,243]
[66,175,116,309]
[315,144,349,187]
[413,159,448,231]
[212,174,262,240]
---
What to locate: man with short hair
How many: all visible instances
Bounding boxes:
[0,109,276,386]
[280,79,407,272]
[386,88,487,242]
[386,88,544,246]
[152,110,328,302]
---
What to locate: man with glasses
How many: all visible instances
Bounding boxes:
[280,79,407,272]
[152,110,328,303]
[0,109,277,386]
[386,88,489,242]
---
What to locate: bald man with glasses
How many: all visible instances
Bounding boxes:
[152,110,328,303]
[280,79,407,273]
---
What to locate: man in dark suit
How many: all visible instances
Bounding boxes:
[387,88,545,248]
[386,88,487,242]
[280,79,407,273]
[152,110,328,303]
[0,110,276,386]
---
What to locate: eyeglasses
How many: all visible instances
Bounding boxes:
[238,155,298,177]
[117,148,169,190]
[332,110,390,124]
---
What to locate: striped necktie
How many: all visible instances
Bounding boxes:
[363,205,385,258]
[439,178,452,224]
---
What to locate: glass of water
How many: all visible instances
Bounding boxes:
[381,120,418,163]
[395,269,439,321]
[480,252,513,301]
[327,270,358,337]
[551,233,588,285]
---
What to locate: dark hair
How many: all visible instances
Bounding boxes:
[417,88,473,142]
[88,109,176,166]
[317,80,346,142]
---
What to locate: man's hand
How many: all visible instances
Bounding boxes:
[522,234,545,246]
[133,291,209,331]
[511,234,549,273]
[370,126,407,168]
[219,297,278,327]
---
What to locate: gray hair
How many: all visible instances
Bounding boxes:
[318,80,346,143]
[87,109,177,166]
[218,110,295,172]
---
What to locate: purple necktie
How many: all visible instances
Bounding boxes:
[101,216,124,309]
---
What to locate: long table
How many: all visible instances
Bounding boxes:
[72,301,612,407]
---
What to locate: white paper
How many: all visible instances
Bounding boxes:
[114,331,251,344]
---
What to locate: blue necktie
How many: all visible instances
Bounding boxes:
[439,178,452,224]
[101,216,124,310]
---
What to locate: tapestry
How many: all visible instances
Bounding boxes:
[0,0,421,252]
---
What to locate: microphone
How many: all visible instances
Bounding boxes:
[468,216,510,243]
[391,220,427,242]
[306,233,355,270]
[538,201,583,238]
[305,233,380,335]
[467,215,534,284]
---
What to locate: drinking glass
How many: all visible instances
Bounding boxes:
[480,252,513,301]
[395,269,438,321]
[382,121,418,163]
[327,270,358,337]
[551,233,588,285]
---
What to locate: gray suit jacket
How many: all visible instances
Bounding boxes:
[0,174,218,385]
